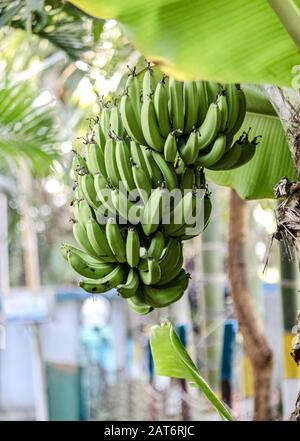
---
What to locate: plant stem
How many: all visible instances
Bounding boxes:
[268,0,300,50]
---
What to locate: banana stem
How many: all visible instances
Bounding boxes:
[268,0,300,50]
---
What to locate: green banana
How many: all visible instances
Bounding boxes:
[126,293,153,315]
[106,218,127,263]
[78,173,101,210]
[117,268,140,298]
[147,231,165,260]
[61,243,105,266]
[206,139,243,171]
[183,81,198,134]
[94,173,115,214]
[72,221,98,257]
[120,92,146,145]
[179,130,199,165]
[156,245,184,285]
[110,104,124,137]
[99,105,111,139]
[86,218,116,262]
[217,91,229,133]
[178,194,212,239]
[71,154,87,179]
[206,81,222,102]
[94,118,106,150]
[67,250,116,279]
[197,102,221,151]
[164,192,195,235]
[163,131,178,164]
[130,141,151,180]
[138,257,161,285]
[73,199,94,228]
[179,167,196,192]
[142,186,164,236]
[104,137,121,188]
[195,81,209,126]
[226,83,240,133]
[197,134,227,168]
[125,69,141,120]
[142,269,189,308]
[85,142,107,178]
[79,264,127,293]
[111,188,142,224]
[227,85,246,136]
[142,65,156,101]
[151,151,178,190]
[141,96,165,152]
[140,146,163,187]
[115,139,136,192]
[126,228,140,268]
[169,77,184,131]
[153,77,172,137]
[132,164,152,204]
[158,238,182,275]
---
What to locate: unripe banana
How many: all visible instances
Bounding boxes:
[141,96,165,152]
[126,228,140,268]
[183,81,198,134]
[158,238,182,275]
[156,245,184,286]
[71,154,87,179]
[125,69,141,120]
[197,134,227,168]
[115,139,136,192]
[153,77,172,138]
[94,173,115,214]
[179,130,199,165]
[117,268,140,298]
[169,78,184,131]
[61,243,104,266]
[110,104,124,137]
[142,186,164,236]
[195,81,209,126]
[130,141,151,181]
[79,265,127,293]
[164,192,195,235]
[206,139,243,171]
[207,81,222,102]
[67,250,116,279]
[138,257,161,285]
[86,218,116,262]
[164,131,178,164]
[73,199,94,228]
[147,230,165,260]
[179,167,196,192]
[111,188,143,224]
[226,83,240,133]
[132,164,152,204]
[99,105,111,139]
[72,221,97,257]
[85,142,107,178]
[106,218,127,263]
[142,65,156,101]
[120,93,146,145]
[151,151,178,190]
[78,173,101,210]
[197,102,221,151]
[126,293,153,315]
[217,91,229,133]
[227,85,246,136]
[104,137,122,188]
[140,146,163,187]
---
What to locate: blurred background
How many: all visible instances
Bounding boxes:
[0,1,299,421]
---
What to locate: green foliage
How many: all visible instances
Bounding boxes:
[0,83,58,175]
[150,322,233,421]
[69,0,300,86]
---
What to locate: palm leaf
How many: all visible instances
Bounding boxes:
[150,322,233,421]
[69,0,300,85]
[0,84,58,176]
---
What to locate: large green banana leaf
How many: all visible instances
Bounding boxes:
[150,322,233,421]
[69,0,300,86]
[206,88,297,200]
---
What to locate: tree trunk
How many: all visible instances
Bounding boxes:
[228,189,273,420]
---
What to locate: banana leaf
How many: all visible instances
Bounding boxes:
[69,0,300,86]
[150,322,233,421]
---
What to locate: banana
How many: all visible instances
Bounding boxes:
[126,228,140,268]
[178,194,212,239]
[183,81,198,134]
[158,238,182,275]
[138,257,161,285]
[67,250,116,279]
[197,134,227,168]
[195,81,209,126]
[78,173,101,210]
[99,104,111,139]
[73,199,94,228]
[151,151,178,190]
[227,85,246,136]
[147,231,165,260]
[141,96,165,151]
[217,91,229,133]
[132,164,152,204]
[169,77,184,131]
[79,265,127,293]
[126,293,153,315]
[130,141,151,180]
[94,173,115,214]
[142,269,189,308]
[207,81,222,102]
[111,189,142,224]
[117,268,140,298]
[72,221,98,257]
[164,131,178,164]
[142,186,164,236]
[110,104,124,137]
[106,218,127,263]
[164,192,195,235]
[120,92,146,145]
[104,137,122,188]
[125,68,141,120]
[86,218,116,262]
[206,138,243,171]
[61,243,105,266]
[85,142,107,178]
[179,167,196,192]
[94,118,106,150]
[71,154,87,179]
[153,77,172,137]
[115,139,136,192]
[197,102,221,151]
[179,129,199,165]
[156,245,184,285]
[140,146,163,187]
[226,83,240,133]
[142,65,156,101]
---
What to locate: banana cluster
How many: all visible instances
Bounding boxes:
[62,65,258,314]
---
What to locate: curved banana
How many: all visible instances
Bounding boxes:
[197,134,227,168]
[183,81,198,134]
[110,104,124,137]
[126,228,140,268]
[125,69,141,120]
[156,246,184,286]
[120,93,146,145]
[71,154,87,179]
[99,105,111,139]
[94,173,115,214]
[226,83,240,133]
[217,91,229,133]
[138,257,161,285]
[179,130,199,165]
[195,81,209,126]
[67,250,116,279]
[140,146,163,187]
[79,265,127,293]
[86,218,116,262]
[115,139,136,192]
[132,164,152,204]
[164,131,178,164]
[206,139,243,171]
[104,137,121,188]
[179,167,196,192]
[142,186,164,236]
[126,293,153,315]
[141,96,165,152]
[158,238,182,275]
[197,102,221,151]
[73,199,94,228]
[78,173,100,210]
[61,243,104,266]
[151,151,178,190]
[169,77,184,131]
[206,81,222,102]
[147,231,165,260]
[227,85,246,136]
[117,268,140,298]
[85,142,107,178]
[111,188,142,224]
[72,221,97,257]
[164,191,195,235]
[106,218,127,263]
[142,65,156,101]
[154,78,171,137]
